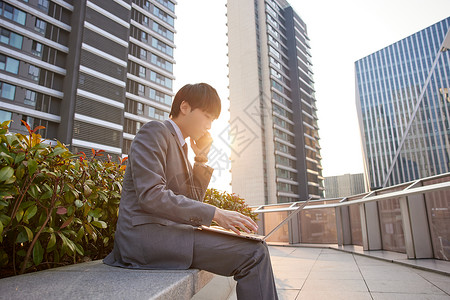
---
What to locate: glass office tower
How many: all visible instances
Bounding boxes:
[0,0,175,157]
[355,18,450,189]
[227,0,324,205]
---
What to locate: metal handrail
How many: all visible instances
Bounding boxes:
[253,177,450,214]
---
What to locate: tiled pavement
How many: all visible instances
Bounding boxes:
[268,246,450,300]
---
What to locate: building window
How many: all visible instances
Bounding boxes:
[271,80,284,93]
[24,90,36,106]
[152,6,174,26]
[268,24,279,38]
[137,102,143,115]
[267,14,278,27]
[151,53,172,72]
[150,71,172,89]
[31,41,43,56]
[138,83,145,96]
[38,0,49,11]
[28,65,40,81]
[0,28,23,49]
[1,2,26,25]
[141,31,147,43]
[143,16,149,26]
[136,121,141,134]
[152,22,174,41]
[21,115,34,129]
[268,34,279,47]
[79,74,85,84]
[270,68,282,80]
[0,54,19,74]
[148,106,168,121]
[138,66,146,78]
[143,0,150,11]
[155,0,175,12]
[149,88,171,105]
[269,45,280,59]
[272,91,289,107]
[265,3,277,17]
[140,48,147,60]
[0,82,16,100]
[151,37,173,57]
[35,18,47,34]
[270,56,281,70]
[0,109,12,123]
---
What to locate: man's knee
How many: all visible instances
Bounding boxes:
[241,242,271,272]
[255,241,270,262]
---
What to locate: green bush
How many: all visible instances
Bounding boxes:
[0,120,256,278]
[0,120,126,277]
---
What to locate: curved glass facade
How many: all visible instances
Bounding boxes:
[355,18,450,189]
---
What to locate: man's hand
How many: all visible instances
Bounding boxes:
[190,132,213,157]
[213,208,258,235]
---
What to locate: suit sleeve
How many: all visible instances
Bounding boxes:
[129,121,216,226]
[192,163,213,201]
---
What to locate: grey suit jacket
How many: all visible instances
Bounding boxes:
[104,120,216,269]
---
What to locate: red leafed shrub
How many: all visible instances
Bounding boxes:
[0,121,126,278]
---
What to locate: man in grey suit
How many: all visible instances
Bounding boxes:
[104,83,278,299]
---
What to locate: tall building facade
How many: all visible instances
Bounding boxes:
[324,173,366,198]
[0,0,175,156]
[226,0,324,206]
[355,18,450,189]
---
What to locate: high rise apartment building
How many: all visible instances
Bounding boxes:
[0,0,175,156]
[355,18,450,189]
[226,0,324,205]
[324,173,366,198]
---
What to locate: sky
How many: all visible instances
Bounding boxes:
[173,0,450,193]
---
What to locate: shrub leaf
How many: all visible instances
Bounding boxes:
[32,240,44,266]
[0,166,14,182]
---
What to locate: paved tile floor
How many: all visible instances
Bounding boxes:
[267,246,450,300]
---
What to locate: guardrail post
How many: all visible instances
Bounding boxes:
[336,206,352,246]
[288,214,301,244]
[336,207,343,246]
[359,203,369,250]
[256,212,265,236]
[360,202,382,250]
[399,196,415,258]
[399,192,433,259]
[341,206,352,245]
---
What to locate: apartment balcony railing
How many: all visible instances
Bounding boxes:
[252,172,450,261]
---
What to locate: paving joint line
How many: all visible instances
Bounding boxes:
[352,252,375,300]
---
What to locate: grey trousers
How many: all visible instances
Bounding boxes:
[190,230,279,300]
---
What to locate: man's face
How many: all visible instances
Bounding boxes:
[185,108,215,141]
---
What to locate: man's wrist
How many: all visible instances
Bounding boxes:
[194,155,208,163]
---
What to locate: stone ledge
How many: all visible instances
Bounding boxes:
[0,260,214,300]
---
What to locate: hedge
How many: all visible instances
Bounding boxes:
[0,121,256,278]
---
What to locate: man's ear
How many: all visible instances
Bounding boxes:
[179,100,191,115]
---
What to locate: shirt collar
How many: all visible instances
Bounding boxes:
[167,118,186,147]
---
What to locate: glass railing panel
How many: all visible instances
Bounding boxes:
[424,177,450,261]
[378,198,406,253]
[263,211,289,243]
[348,204,363,246]
[300,207,337,244]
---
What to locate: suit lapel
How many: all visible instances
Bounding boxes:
[163,120,200,201]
